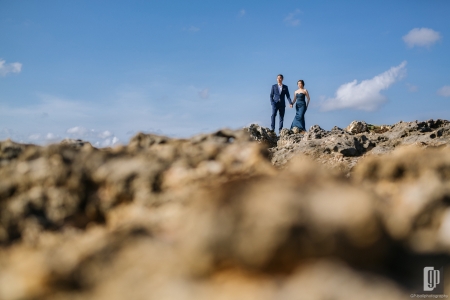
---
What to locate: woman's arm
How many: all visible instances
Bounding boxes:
[305,90,310,108]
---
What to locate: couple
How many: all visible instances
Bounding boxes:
[270,74,310,134]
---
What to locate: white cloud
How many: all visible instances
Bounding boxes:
[0,59,22,76]
[437,86,450,97]
[28,134,41,141]
[99,138,112,147]
[67,126,89,135]
[403,28,441,48]
[45,132,60,142]
[99,130,112,138]
[239,9,246,17]
[0,80,251,146]
[66,126,119,146]
[0,93,124,147]
[406,83,419,93]
[0,128,25,143]
[186,26,200,33]
[198,88,209,99]
[320,61,407,111]
[284,9,301,26]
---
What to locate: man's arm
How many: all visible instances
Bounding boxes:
[270,85,274,104]
[285,86,292,105]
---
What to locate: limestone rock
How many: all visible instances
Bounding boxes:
[1,120,450,299]
[279,128,292,137]
[346,120,368,134]
[245,124,278,147]
[270,119,450,174]
[353,146,450,251]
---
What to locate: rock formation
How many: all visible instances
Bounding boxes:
[0,119,450,300]
[267,119,450,173]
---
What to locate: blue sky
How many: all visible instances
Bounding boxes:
[1,0,449,146]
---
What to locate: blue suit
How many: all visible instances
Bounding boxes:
[270,84,292,131]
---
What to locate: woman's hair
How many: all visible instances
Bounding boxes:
[297,79,305,86]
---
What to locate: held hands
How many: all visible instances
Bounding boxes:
[290,104,293,108]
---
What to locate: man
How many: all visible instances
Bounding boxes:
[270,74,292,133]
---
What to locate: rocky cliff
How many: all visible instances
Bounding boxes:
[0,119,450,300]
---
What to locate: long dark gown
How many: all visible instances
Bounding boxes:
[290,93,307,131]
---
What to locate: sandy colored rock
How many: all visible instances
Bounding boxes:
[1,120,450,299]
[346,120,368,134]
[271,119,450,174]
[353,146,450,251]
[245,124,278,148]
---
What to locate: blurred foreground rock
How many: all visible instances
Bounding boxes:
[1,120,450,299]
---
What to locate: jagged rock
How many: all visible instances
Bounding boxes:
[303,125,329,140]
[245,124,278,147]
[279,128,292,137]
[346,120,368,134]
[331,125,344,132]
[272,124,374,172]
[367,124,392,134]
[276,133,304,149]
[271,119,450,174]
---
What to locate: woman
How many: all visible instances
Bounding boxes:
[290,79,310,133]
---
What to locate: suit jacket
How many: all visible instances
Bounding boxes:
[270,84,292,106]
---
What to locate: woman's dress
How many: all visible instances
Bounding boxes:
[290,93,307,131]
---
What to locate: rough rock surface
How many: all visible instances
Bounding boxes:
[270,119,450,174]
[1,119,450,300]
[346,120,369,134]
[245,124,278,147]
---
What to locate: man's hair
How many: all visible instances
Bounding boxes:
[277,74,284,80]
[298,79,305,86]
